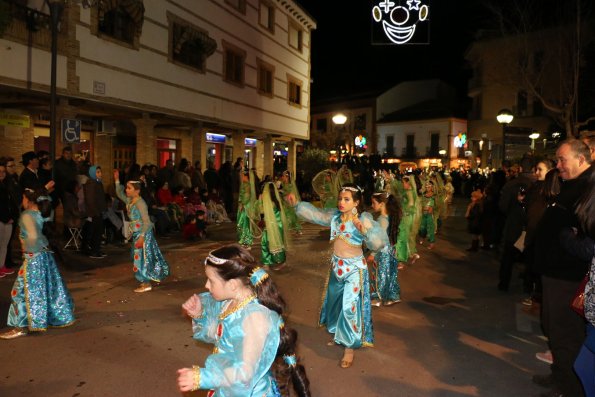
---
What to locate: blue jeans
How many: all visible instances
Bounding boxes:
[575,323,595,396]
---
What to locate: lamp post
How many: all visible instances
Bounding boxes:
[529,132,540,153]
[48,0,64,166]
[496,109,513,164]
[332,113,347,162]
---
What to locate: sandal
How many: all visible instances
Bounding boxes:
[134,283,152,293]
[0,327,27,340]
[340,348,354,368]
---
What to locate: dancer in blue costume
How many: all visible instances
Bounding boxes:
[114,170,169,293]
[368,191,402,306]
[287,183,385,368]
[177,244,311,396]
[0,186,75,339]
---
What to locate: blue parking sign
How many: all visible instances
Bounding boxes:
[62,119,81,144]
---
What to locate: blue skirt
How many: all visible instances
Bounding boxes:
[370,246,400,303]
[319,254,374,348]
[7,251,75,331]
[131,229,170,283]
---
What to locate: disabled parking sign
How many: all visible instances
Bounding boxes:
[61,119,81,144]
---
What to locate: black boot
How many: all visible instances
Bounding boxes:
[466,239,479,252]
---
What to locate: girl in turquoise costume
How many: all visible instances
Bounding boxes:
[368,192,402,306]
[260,182,290,269]
[0,187,75,339]
[287,183,385,368]
[177,244,310,396]
[280,170,301,234]
[418,180,437,249]
[237,171,259,249]
[114,170,169,293]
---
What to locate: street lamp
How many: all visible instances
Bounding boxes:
[529,132,540,152]
[48,0,64,167]
[332,113,347,125]
[496,109,514,163]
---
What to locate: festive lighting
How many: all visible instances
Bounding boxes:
[372,0,430,45]
[332,113,347,125]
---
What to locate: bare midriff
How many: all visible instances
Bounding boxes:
[332,238,363,258]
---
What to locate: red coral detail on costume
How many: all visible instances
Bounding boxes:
[134,254,139,261]
[11,289,17,297]
[133,266,138,272]
[340,224,345,231]
[346,268,350,272]
[351,305,356,313]
[207,391,215,397]
[338,259,343,267]
[346,233,350,238]
[217,323,223,338]
[337,268,343,276]
[18,269,24,276]
[354,287,359,293]
[136,223,140,229]
[353,324,358,331]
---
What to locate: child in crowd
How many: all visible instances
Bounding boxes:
[114,170,169,293]
[183,211,207,241]
[465,190,484,252]
[0,186,75,339]
[369,191,401,306]
[260,182,290,269]
[287,183,385,368]
[177,244,310,396]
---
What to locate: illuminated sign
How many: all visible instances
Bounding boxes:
[206,133,226,143]
[354,135,367,148]
[371,0,430,45]
[245,138,257,147]
[0,113,30,128]
[454,133,467,148]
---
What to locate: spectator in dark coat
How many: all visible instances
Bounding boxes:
[533,140,593,396]
[157,160,175,188]
[203,162,219,193]
[18,151,42,191]
[2,157,21,268]
[84,165,107,258]
[53,146,77,199]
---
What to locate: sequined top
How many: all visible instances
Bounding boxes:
[116,182,151,235]
[19,209,49,253]
[295,202,385,251]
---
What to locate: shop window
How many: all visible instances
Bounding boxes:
[259,1,275,32]
[430,132,440,156]
[405,135,415,157]
[288,22,302,52]
[287,75,302,107]
[157,139,177,168]
[113,146,136,170]
[170,19,217,72]
[223,43,246,86]
[257,59,274,96]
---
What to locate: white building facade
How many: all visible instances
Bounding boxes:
[0,0,315,181]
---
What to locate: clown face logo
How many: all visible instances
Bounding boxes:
[372,0,430,45]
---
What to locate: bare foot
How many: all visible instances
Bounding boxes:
[340,348,354,368]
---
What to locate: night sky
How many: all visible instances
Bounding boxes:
[297,0,489,103]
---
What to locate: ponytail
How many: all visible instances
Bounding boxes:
[386,194,402,246]
[206,245,311,396]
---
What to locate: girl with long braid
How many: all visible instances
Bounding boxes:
[260,182,290,269]
[177,244,310,396]
[0,187,75,339]
[286,183,385,369]
[369,191,402,306]
[114,170,169,293]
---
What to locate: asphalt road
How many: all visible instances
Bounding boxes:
[0,201,550,397]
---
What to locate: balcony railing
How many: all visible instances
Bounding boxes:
[2,0,52,32]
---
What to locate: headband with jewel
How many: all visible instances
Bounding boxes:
[250,267,269,286]
[204,251,228,265]
[341,185,362,193]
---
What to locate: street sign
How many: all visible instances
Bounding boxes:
[62,119,81,144]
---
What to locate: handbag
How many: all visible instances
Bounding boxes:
[513,231,526,252]
[571,273,589,318]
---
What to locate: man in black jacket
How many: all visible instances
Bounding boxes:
[18,151,41,191]
[84,165,107,258]
[54,146,78,200]
[534,139,593,397]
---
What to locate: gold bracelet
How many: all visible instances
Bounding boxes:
[191,365,201,391]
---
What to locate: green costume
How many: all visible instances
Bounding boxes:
[236,171,258,247]
[260,182,289,267]
[419,194,436,243]
[280,173,301,233]
[392,179,415,263]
